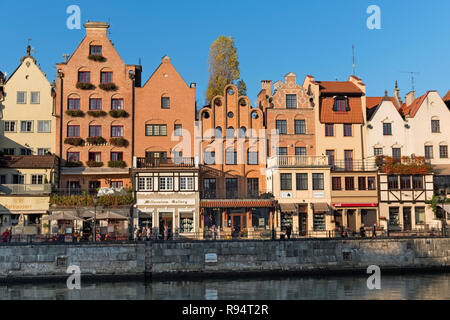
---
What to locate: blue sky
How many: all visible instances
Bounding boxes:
[1,0,450,106]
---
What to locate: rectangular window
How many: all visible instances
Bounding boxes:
[88,152,101,162]
[111,152,123,161]
[3,148,15,155]
[383,123,392,135]
[294,119,306,134]
[31,175,44,185]
[374,148,383,156]
[276,120,287,135]
[204,151,215,165]
[333,98,347,112]
[67,125,80,137]
[17,91,26,104]
[89,98,102,110]
[367,177,376,190]
[345,177,355,190]
[78,71,90,83]
[247,178,259,197]
[68,98,80,110]
[161,97,170,109]
[344,150,353,170]
[138,177,153,191]
[326,150,335,166]
[145,124,167,136]
[20,148,32,156]
[38,148,50,156]
[111,126,123,137]
[313,214,325,231]
[431,120,440,133]
[412,176,423,189]
[295,147,307,156]
[286,94,297,109]
[400,176,411,189]
[325,124,334,137]
[12,174,25,185]
[296,173,308,190]
[392,148,401,161]
[20,121,33,132]
[100,72,113,84]
[425,145,433,159]
[111,181,123,189]
[388,176,399,189]
[280,173,292,191]
[440,145,448,158]
[332,177,341,190]
[247,151,258,165]
[0,175,6,184]
[415,207,426,225]
[343,124,352,137]
[389,207,400,226]
[38,120,51,133]
[312,173,324,190]
[203,178,216,198]
[159,177,173,191]
[277,147,288,156]
[111,98,123,110]
[225,149,237,165]
[4,121,17,133]
[30,92,40,104]
[174,124,182,136]
[180,177,194,191]
[226,178,238,198]
[90,45,102,55]
[67,152,80,162]
[358,177,367,190]
[89,125,102,137]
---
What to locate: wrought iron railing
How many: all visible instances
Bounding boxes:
[267,155,329,168]
[136,157,195,168]
[0,184,52,195]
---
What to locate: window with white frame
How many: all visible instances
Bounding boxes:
[20,121,33,132]
[159,177,173,191]
[37,148,50,156]
[180,177,194,191]
[4,121,17,132]
[38,121,51,133]
[17,91,26,104]
[31,175,44,185]
[31,92,40,104]
[138,177,153,191]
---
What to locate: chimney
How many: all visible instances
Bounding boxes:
[261,80,272,96]
[405,91,415,106]
[84,21,109,37]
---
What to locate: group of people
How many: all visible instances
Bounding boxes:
[1,228,12,243]
[133,225,171,241]
[340,224,378,238]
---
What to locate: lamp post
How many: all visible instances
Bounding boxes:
[93,196,98,243]
[439,191,447,237]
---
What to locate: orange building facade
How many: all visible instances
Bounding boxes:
[196,84,276,239]
[55,22,141,191]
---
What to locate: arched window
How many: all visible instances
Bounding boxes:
[226,127,235,138]
[215,127,222,138]
[239,126,247,138]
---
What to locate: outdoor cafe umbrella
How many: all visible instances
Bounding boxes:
[94,211,128,221]
[41,212,83,221]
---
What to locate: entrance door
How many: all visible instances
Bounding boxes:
[403,207,412,231]
[89,181,101,195]
[299,213,307,236]
[230,213,246,238]
[159,214,173,238]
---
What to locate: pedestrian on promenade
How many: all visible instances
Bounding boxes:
[164,225,169,241]
[286,226,292,240]
[146,226,151,241]
[360,224,366,238]
[1,229,9,243]
[212,225,217,240]
[372,224,377,238]
[133,226,139,242]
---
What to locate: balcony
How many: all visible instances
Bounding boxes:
[267,156,329,168]
[200,190,274,200]
[0,184,52,195]
[331,159,378,172]
[135,157,196,169]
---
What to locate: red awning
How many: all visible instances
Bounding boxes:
[333,203,378,208]
[201,200,276,208]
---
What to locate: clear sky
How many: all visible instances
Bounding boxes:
[1,0,450,106]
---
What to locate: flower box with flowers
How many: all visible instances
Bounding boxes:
[65,110,84,117]
[86,161,103,168]
[88,54,106,62]
[87,110,107,118]
[109,110,128,118]
[99,83,118,91]
[108,160,127,168]
[76,82,95,90]
[64,137,84,146]
[110,137,128,147]
[86,137,107,145]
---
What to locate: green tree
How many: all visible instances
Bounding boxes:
[206,36,242,103]
[237,79,247,96]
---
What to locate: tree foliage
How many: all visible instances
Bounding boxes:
[206,36,245,103]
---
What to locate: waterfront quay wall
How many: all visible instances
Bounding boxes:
[0,238,449,282]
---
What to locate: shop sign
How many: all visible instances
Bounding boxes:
[259,218,265,227]
[313,192,326,199]
[137,198,196,206]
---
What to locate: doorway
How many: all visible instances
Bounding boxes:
[159,213,173,238]
[403,207,412,231]
[230,211,246,238]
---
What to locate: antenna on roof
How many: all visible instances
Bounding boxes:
[352,44,356,75]
[400,71,420,92]
[139,58,142,65]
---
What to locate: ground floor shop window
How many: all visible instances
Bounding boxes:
[139,216,152,228]
[204,208,222,230]
[281,213,293,232]
[180,213,194,233]
[313,213,325,231]
[251,208,270,229]
[389,207,400,225]
[415,207,425,225]
[361,209,377,227]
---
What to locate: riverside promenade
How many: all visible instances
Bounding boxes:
[0,238,449,283]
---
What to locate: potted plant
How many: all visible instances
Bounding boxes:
[76,82,95,90]
[65,161,83,167]
[86,161,103,168]
[99,83,117,91]
[87,110,107,117]
[65,110,85,117]
[109,137,129,147]
[64,138,84,146]
[109,110,128,118]
[108,160,127,168]
[86,136,107,145]
[88,54,106,62]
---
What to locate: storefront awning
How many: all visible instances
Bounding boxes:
[201,200,275,208]
[42,211,83,221]
[95,211,128,220]
[333,203,378,208]
[279,203,297,213]
[312,203,329,213]
[139,212,152,219]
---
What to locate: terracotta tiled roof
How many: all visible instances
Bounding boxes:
[0,155,57,169]
[320,96,364,124]
[443,90,450,102]
[400,92,429,118]
[317,81,363,95]
[201,200,276,208]
[366,96,401,121]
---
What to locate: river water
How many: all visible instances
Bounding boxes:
[1,273,450,300]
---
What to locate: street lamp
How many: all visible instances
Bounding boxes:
[439,191,447,237]
[93,195,98,242]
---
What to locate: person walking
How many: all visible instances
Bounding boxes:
[286,225,292,240]
[146,226,151,241]
[133,226,139,242]
[372,224,377,238]
[212,225,217,240]
[360,224,366,238]
[164,225,169,241]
